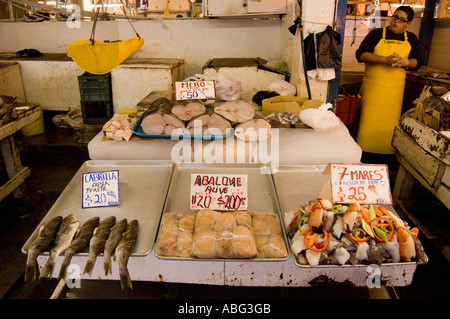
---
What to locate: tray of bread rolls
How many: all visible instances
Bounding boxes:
[154,163,290,261]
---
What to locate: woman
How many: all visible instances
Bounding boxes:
[355,5,424,155]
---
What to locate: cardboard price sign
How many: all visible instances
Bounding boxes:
[175,81,216,101]
[82,170,119,208]
[190,174,248,210]
[330,163,392,205]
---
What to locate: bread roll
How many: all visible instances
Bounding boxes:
[234,225,258,258]
[195,209,220,231]
[177,232,193,257]
[217,230,238,258]
[213,213,237,232]
[193,229,218,258]
[232,211,252,227]
[179,214,196,233]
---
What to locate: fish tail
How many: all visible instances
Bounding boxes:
[83,256,96,276]
[119,265,132,290]
[58,259,70,280]
[40,255,56,279]
[24,260,37,282]
[103,255,112,276]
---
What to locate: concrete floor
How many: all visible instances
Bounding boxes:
[0,113,449,301]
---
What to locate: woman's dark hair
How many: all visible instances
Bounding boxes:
[395,5,415,22]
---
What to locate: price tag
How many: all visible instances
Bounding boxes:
[190,174,248,211]
[175,81,216,101]
[330,163,392,205]
[82,170,119,208]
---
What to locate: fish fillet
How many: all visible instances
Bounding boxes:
[235,118,271,142]
[141,113,185,135]
[214,100,255,123]
[187,113,231,135]
[171,102,206,121]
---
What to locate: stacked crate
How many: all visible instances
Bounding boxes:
[78,72,113,124]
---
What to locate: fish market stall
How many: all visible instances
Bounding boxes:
[22,161,424,289]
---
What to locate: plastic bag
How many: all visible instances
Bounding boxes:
[299,103,341,132]
[268,80,296,96]
[184,72,243,101]
[315,26,342,69]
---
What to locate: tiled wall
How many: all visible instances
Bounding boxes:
[427,19,450,72]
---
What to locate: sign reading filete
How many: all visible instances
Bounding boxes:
[82,170,119,208]
[190,174,248,210]
[330,163,392,205]
[175,81,216,101]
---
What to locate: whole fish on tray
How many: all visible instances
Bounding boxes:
[83,216,116,276]
[40,214,79,279]
[115,219,139,290]
[24,216,63,281]
[58,216,100,280]
[103,218,127,276]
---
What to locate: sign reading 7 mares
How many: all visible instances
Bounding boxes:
[330,163,392,205]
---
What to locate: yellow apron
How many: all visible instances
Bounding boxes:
[356,27,411,154]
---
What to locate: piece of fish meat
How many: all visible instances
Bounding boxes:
[40,214,79,279]
[171,102,206,121]
[83,216,116,276]
[214,100,255,123]
[25,216,63,282]
[141,113,186,135]
[103,218,127,276]
[234,118,271,142]
[141,97,186,135]
[367,238,383,266]
[187,113,231,135]
[115,219,139,290]
[58,217,100,280]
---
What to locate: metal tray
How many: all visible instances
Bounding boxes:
[155,162,290,261]
[22,160,174,256]
[133,112,233,140]
[272,165,418,268]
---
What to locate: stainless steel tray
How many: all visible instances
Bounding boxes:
[22,160,174,256]
[155,162,290,261]
[272,165,417,268]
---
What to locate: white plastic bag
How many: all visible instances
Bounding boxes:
[184,72,243,101]
[299,103,341,132]
[268,80,296,96]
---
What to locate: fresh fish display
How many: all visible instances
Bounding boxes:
[103,218,128,276]
[186,108,232,135]
[264,111,302,127]
[58,217,100,280]
[24,216,63,281]
[40,214,79,278]
[171,102,206,121]
[83,216,116,276]
[115,219,139,290]
[214,100,255,123]
[234,118,271,142]
[285,198,428,266]
[140,97,186,135]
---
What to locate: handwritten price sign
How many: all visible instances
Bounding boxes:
[175,81,216,101]
[82,170,119,208]
[190,174,248,211]
[330,163,392,205]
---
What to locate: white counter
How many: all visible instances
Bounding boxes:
[88,124,362,165]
